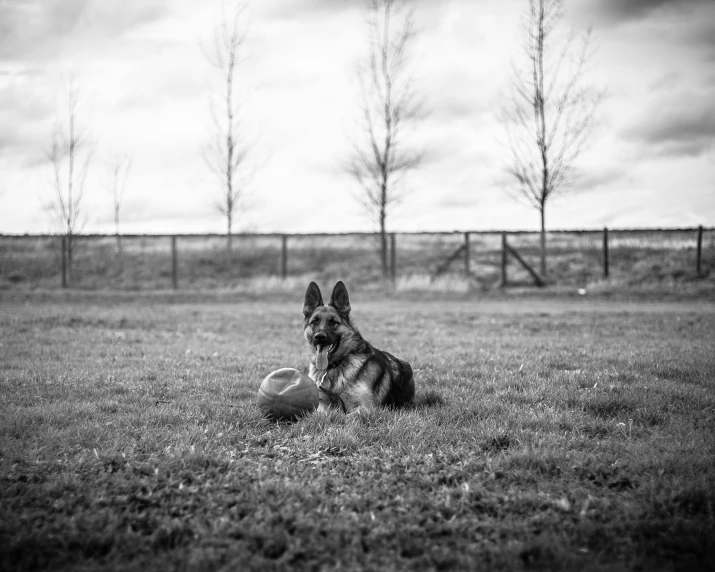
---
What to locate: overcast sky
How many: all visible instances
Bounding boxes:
[1,0,713,234]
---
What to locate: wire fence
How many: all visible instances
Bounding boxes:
[0,227,712,291]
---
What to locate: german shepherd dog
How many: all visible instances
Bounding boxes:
[302,281,415,413]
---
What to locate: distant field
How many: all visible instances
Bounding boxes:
[1,296,714,570]
[0,229,712,293]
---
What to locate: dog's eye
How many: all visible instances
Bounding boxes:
[329,319,338,327]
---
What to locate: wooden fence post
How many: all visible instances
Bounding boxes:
[61,236,68,288]
[603,227,609,279]
[464,232,470,278]
[171,236,178,290]
[281,234,288,279]
[501,232,508,287]
[390,233,397,285]
[697,225,703,278]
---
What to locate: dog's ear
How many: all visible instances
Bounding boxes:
[303,282,324,318]
[329,281,351,318]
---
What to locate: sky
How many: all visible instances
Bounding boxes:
[0,0,713,235]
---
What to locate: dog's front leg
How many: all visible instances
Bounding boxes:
[341,382,379,414]
[318,388,346,414]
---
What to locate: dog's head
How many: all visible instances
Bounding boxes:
[303,281,352,369]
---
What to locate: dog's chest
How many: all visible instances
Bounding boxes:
[308,357,367,394]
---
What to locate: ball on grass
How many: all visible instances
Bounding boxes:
[257,368,319,421]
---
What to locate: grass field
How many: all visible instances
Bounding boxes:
[1,293,715,571]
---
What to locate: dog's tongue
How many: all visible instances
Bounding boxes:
[316,345,329,371]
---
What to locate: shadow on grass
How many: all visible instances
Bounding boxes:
[634,483,715,570]
[408,389,446,410]
[653,365,705,386]
[481,432,517,453]
[582,395,668,427]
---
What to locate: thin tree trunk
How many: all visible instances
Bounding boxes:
[380,203,388,279]
[203,4,250,270]
[500,0,602,285]
[67,232,74,286]
[227,212,233,266]
[540,204,546,277]
[347,1,422,279]
[114,206,123,258]
[48,81,93,282]
[68,112,75,286]
[226,148,233,267]
[115,206,123,274]
[537,1,548,279]
[225,38,235,270]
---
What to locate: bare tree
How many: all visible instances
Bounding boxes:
[107,153,132,259]
[500,0,603,277]
[47,80,93,284]
[202,1,250,263]
[347,0,423,279]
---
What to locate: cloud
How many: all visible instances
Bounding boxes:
[648,71,681,91]
[435,192,478,209]
[622,92,715,158]
[686,12,715,60]
[1,0,713,234]
[0,0,87,54]
[257,0,362,19]
[0,70,57,165]
[574,166,630,192]
[580,0,711,24]
[0,0,169,62]
[261,0,432,18]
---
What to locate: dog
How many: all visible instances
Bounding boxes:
[302,281,415,413]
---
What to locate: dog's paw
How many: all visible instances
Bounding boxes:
[348,405,375,418]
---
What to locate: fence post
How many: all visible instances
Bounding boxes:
[464,232,470,278]
[390,233,397,285]
[501,232,508,287]
[603,227,609,279]
[61,236,68,288]
[697,225,703,278]
[171,236,178,290]
[281,234,288,279]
